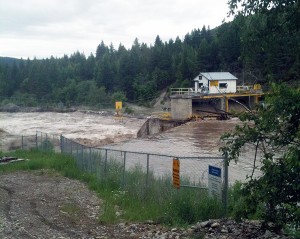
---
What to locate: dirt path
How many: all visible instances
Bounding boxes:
[0,170,158,239]
[0,170,203,239]
[0,170,291,239]
[0,170,106,238]
[0,170,201,239]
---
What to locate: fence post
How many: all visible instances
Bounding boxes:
[104,149,108,176]
[89,147,92,173]
[122,151,126,187]
[76,143,79,160]
[81,145,84,170]
[21,135,24,150]
[146,154,150,189]
[60,135,63,153]
[223,154,229,216]
[35,131,38,149]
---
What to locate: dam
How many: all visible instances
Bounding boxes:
[169,72,263,120]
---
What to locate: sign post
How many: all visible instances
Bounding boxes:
[115,101,122,119]
[115,101,122,110]
[173,158,180,189]
[208,165,222,200]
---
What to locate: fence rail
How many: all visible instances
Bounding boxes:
[4,131,228,208]
[170,88,195,95]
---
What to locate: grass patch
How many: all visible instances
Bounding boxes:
[0,149,225,226]
[0,150,80,176]
[285,227,300,239]
[60,203,81,223]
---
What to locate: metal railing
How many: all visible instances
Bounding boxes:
[170,88,195,95]
[171,84,263,96]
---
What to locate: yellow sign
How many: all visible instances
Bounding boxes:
[210,80,219,87]
[173,158,180,189]
[115,101,122,110]
[253,84,262,90]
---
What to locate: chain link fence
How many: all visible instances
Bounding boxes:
[6,131,228,208]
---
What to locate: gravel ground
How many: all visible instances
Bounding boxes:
[0,170,108,238]
[0,170,190,239]
[0,170,293,239]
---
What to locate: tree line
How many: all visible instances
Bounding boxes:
[0,0,299,107]
[221,0,300,232]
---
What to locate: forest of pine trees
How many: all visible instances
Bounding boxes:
[0,1,299,108]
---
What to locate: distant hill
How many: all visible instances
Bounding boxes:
[0,57,21,65]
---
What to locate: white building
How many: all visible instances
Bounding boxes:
[193,72,237,94]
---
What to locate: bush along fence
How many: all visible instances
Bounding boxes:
[13,131,229,219]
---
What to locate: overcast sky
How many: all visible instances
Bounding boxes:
[0,0,231,59]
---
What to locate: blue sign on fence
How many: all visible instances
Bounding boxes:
[208,165,222,200]
[209,165,221,177]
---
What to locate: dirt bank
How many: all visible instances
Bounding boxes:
[0,170,291,239]
[0,170,167,239]
[0,170,105,238]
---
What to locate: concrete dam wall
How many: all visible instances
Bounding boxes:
[137,118,188,138]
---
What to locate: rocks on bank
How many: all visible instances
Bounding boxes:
[113,219,293,239]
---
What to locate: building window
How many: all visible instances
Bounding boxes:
[219,83,228,89]
[199,76,202,80]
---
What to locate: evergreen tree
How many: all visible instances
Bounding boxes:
[96,41,108,60]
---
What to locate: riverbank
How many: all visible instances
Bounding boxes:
[0,165,292,238]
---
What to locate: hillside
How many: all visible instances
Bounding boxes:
[0,1,299,107]
[0,57,20,65]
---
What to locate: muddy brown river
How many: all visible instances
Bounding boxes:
[0,112,260,183]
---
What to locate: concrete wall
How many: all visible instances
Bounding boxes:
[137,118,188,138]
[171,98,192,120]
[219,97,226,112]
[249,95,259,110]
[137,118,161,137]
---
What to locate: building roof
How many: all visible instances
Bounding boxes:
[200,72,237,81]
